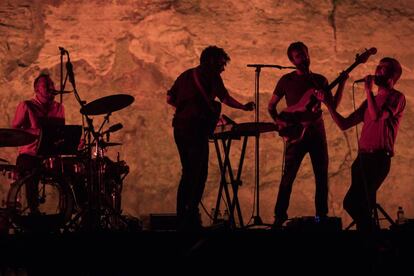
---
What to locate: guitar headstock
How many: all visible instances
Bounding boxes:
[355,47,377,65]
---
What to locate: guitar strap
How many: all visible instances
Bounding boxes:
[192,69,216,113]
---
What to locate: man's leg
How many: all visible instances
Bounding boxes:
[16,154,41,214]
[174,127,208,230]
[274,141,307,224]
[174,128,192,230]
[308,128,329,217]
[344,153,391,232]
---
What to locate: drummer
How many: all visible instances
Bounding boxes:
[12,72,65,214]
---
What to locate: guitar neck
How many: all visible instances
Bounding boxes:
[327,61,359,90]
[305,60,361,112]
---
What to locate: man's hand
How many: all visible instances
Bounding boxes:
[314,89,333,107]
[274,116,287,129]
[364,75,374,93]
[243,101,255,111]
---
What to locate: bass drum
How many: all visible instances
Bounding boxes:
[6,174,74,233]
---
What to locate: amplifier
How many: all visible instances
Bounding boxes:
[285,216,342,232]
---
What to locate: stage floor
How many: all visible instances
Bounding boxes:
[0,227,413,275]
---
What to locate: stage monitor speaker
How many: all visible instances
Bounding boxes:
[285,216,342,232]
[149,213,177,231]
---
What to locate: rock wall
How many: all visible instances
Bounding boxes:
[1,0,413,227]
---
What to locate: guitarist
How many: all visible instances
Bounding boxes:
[268,41,347,227]
[167,45,254,231]
[316,57,405,232]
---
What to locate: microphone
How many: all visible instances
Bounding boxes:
[354,75,376,83]
[58,46,67,54]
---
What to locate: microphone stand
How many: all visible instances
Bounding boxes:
[63,48,102,231]
[245,64,295,228]
[58,47,70,104]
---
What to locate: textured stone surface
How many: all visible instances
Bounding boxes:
[1,0,413,227]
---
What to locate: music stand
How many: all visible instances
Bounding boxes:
[37,125,82,156]
[245,64,295,228]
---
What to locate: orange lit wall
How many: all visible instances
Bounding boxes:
[1,0,413,227]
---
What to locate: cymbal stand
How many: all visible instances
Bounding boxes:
[90,112,112,145]
[245,64,295,228]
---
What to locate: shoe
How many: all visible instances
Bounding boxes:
[271,216,287,229]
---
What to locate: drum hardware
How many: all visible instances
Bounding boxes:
[80,94,134,116]
[0,157,9,163]
[58,48,135,232]
[5,170,75,233]
[0,128,37,148]
[3,48,135,233]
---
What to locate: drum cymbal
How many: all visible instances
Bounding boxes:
[0,128,38,147]
[80,94,134,115]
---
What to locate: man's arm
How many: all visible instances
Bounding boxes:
[214,75,254,111]
[371,92,406,121]
[167,94,176,108]
[222,94,254,111]
[332,71,349,109]
[327,104,364,131]
[316,90,364,131]
[363,76,382,121]
[12,102,27,129]
[267,94,283,121]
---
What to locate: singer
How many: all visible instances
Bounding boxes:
[12,72,65,214]
[316,57,405,232]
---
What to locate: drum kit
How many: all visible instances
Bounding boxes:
[0,93,134,233]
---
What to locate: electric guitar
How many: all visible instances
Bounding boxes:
[276,47,377,143]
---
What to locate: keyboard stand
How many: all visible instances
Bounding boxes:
[211,134,247,228]
[210,122,278,229]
